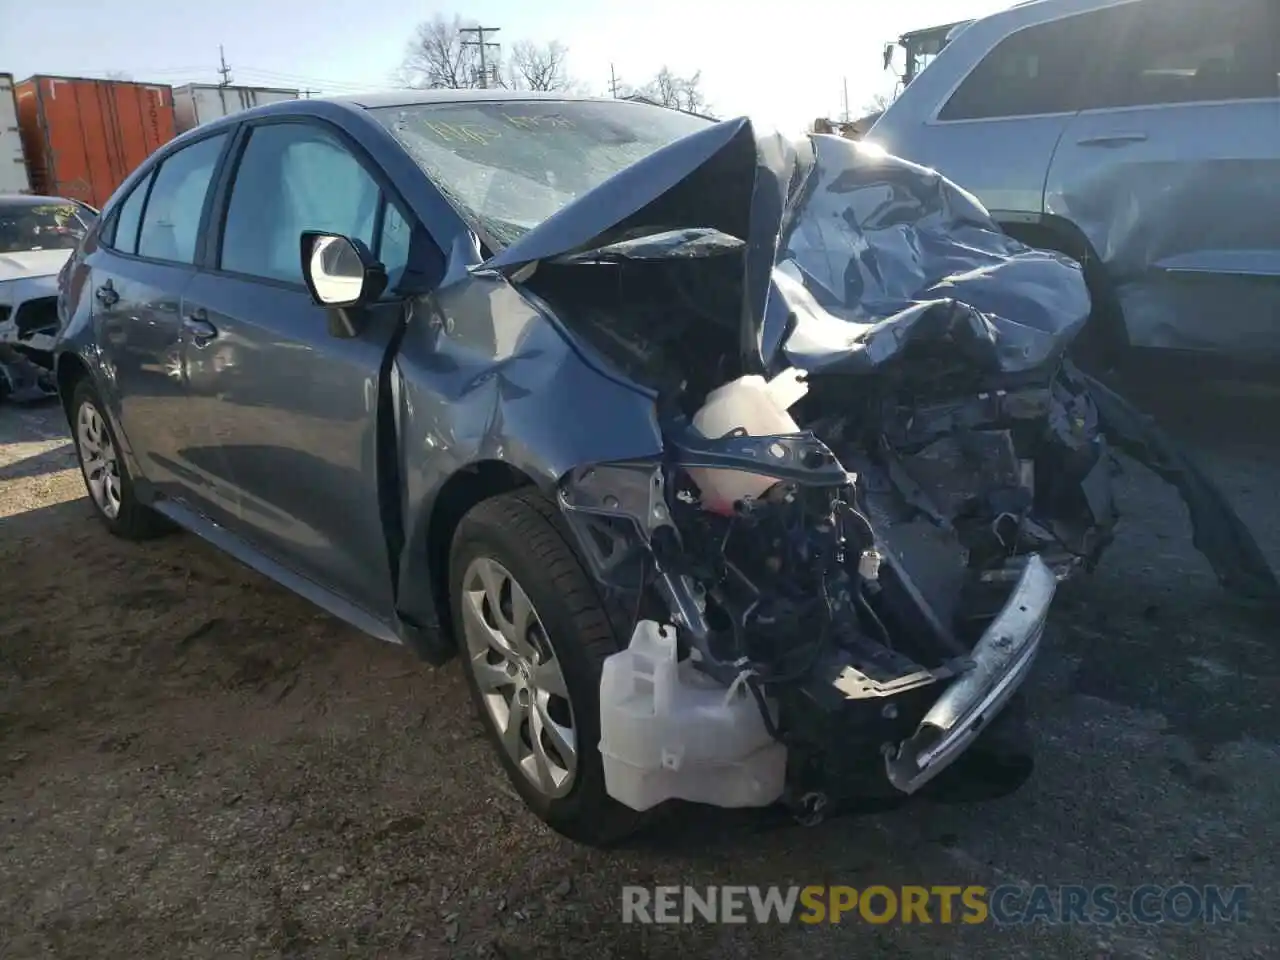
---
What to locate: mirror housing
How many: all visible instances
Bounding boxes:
[300,232,388,309]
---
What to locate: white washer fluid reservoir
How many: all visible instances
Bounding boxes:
[598,620,787,811]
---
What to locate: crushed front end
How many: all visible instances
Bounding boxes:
[556,375,1092,814]
[513,118,1269,818]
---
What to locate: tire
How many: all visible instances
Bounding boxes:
[69,378,172,540]
[449,489,650,846]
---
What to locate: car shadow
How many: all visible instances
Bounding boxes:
[0,441,76,482]
[0,495,96,538]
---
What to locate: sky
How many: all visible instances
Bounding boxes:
[1,0,1016,135]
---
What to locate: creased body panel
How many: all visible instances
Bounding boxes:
[393,272,663,633]
[1047,100,1280,361]
[775,135,1092,376]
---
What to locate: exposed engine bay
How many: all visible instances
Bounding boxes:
[560,357,1097,814]
[486,121,1278,817]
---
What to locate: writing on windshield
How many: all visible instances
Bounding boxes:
[372,100,710,247]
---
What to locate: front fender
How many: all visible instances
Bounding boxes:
[393,273,664,634]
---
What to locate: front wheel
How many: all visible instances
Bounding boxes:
[69,378,172,539]
[449,489,650,846]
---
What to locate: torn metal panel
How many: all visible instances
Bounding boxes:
[1075,364,1280,603]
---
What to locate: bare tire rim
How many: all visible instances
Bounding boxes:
[460,556,578,799]
[76,400,122,520]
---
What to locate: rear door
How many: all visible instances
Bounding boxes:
[180,117,418,616]
[1046,0,1280,361]
[86,130,231,507]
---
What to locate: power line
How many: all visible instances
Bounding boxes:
[231,66,381,91]
[460,25,501,89]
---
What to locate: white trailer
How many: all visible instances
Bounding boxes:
[173,83,300,133]
[0,73,31,194]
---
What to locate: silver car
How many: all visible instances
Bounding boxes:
[867,0,1280,369]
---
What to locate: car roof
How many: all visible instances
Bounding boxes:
[165,88,658,146]
[328,88,615,110]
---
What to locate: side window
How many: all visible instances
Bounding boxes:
[939,12,1112,120]
[221,123,381,285]
[137,133,227,264]
[106,172,152,254]
[1092,0,1279,108]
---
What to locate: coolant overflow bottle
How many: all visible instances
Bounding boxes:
[689,371,809,514]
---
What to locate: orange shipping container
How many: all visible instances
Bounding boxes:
[15,75,175,209]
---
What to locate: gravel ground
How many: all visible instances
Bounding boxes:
[0,376,1277,959]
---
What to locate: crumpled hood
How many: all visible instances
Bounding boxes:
[772,135,1091,376]
[0,249,73,283]
[480,117,797,374]
[479,119,1091,377]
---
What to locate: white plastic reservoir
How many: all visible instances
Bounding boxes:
[599,620,788,811]
[689,370,809,515]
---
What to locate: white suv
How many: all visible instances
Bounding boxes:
[868,0,1280,370]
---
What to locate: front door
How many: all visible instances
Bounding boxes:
[181,119,416,616]
[1046,0,1280,363]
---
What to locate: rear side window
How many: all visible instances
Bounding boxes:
[137,133,227,264]
[939,12,1112,120]
[108,173,152,254]
[1093,0,1279,108]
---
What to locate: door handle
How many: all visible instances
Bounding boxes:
[183,312,219,346]
[1076,132,1148,147]
[94,280,119,307]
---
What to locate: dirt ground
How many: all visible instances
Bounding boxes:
[1,380,1278,959]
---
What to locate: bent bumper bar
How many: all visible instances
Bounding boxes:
[885,553,1056,794]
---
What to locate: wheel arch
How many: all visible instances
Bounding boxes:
[997,213,1130,360]
[398,459,540,663]
[54,351,91,418]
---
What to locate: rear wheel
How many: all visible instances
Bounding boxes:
[449,489,649,846]
[69,378,172,540]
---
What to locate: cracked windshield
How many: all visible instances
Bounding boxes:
[372,100,710,247]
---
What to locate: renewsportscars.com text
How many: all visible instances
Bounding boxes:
[621,884,1250,926]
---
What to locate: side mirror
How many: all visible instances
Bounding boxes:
[883,43,895,72]
[300,232,387,309]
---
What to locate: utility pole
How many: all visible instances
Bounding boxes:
[217,45,233,86]
[609,63,622,98]
[460,26,501,89]
[841,76,850,122]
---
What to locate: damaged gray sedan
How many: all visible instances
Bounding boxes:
[53,92,1277,846]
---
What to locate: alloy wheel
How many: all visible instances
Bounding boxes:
[76,400,122,519]
[460,556,578,799]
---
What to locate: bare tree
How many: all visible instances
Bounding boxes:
[506,40,574,92]
[639,66,713,116]
[397,14,503,89]
[861,91,893,115]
